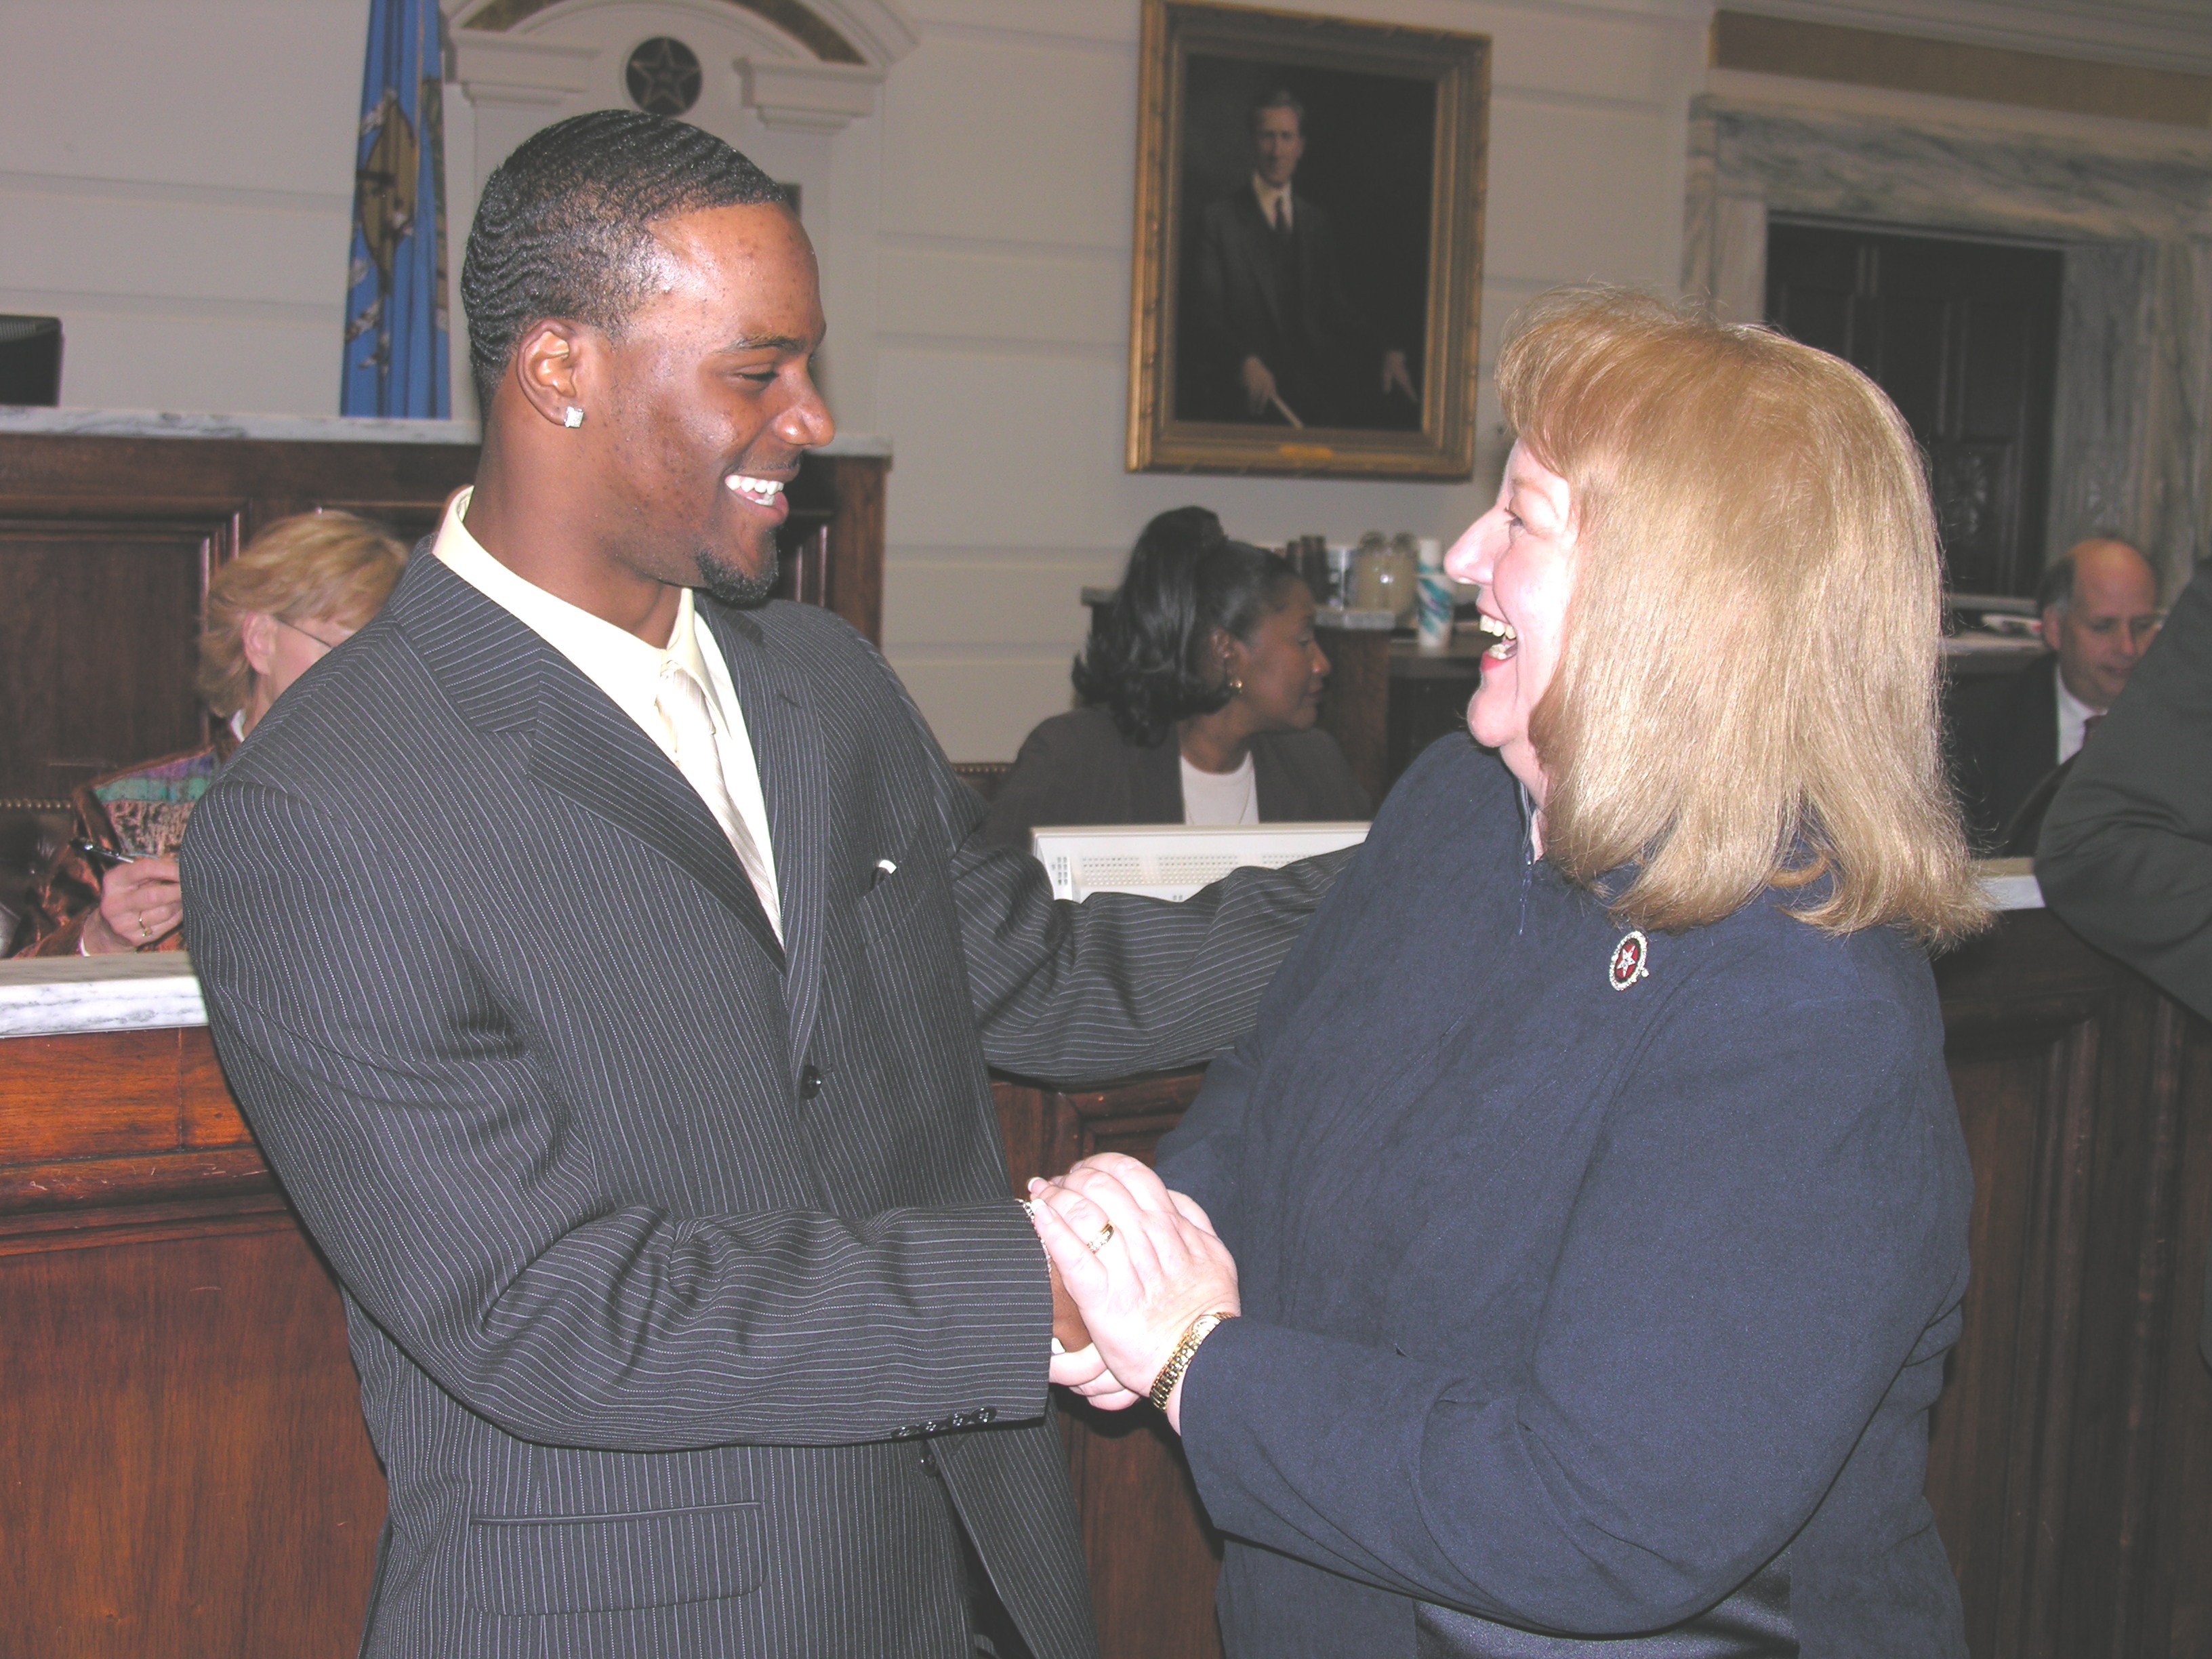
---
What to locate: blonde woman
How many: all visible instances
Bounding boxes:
[16,510,406,956]
[1031,289,1989,1656]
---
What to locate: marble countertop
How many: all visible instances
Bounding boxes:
[0,405,893,457]
[0,953,206,1040]
[0,863,2047,1040]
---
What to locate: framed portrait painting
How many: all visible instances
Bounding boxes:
[1126,0,1490,480]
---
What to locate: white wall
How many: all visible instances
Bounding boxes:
[871,0,1707,757]
[0,0,364,415]
[0,0,1707,758]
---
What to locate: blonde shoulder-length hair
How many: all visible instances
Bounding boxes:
[1505,287,1988,946]
[198,510,409,718]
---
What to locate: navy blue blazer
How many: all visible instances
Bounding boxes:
[1157,737,1972,1657]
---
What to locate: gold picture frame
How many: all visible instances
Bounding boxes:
[1126,0,1489,480]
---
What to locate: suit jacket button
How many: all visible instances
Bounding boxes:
[977,1407,996,1424]
[797,1063,823,1100]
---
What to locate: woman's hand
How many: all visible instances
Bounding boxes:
[81,856,182,954]
[1027,1162,1240,1431]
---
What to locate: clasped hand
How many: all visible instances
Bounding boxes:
[1029,1155,1238,1430]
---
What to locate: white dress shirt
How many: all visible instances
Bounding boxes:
[2054,669,2099,765]
[1181,752,1261,826]
[432,489,781,928]
[1252,173,1293,233]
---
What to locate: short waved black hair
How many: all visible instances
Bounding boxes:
[1072,507,1306,747]
[460,110,787,412]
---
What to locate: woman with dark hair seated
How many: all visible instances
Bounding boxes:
[981,507,1368,851]
[15,510,407,956]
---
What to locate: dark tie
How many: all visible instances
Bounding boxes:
[1272,196,1290,241]
[2082,712,2104,746]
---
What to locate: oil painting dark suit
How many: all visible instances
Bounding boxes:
[1189,185,1387,428]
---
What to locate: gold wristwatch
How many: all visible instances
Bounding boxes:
[1149,1311,1234,1411]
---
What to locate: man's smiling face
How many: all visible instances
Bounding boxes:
[590,200,834,605]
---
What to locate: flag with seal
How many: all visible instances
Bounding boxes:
[341,0,449,417]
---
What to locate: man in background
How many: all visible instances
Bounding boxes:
[1951,536,2161,852]
[1189,89,1415,428]
[2039,562,2212,1364]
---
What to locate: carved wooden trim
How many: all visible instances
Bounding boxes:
[458,0,865,64]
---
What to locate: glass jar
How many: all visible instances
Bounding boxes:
[1354,531,1418,626]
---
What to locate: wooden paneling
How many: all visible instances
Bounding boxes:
[0,1226,384,1659]
[997,1070,1223,1659]
[0,521,228,799]
[1313,623,1391,804]
[0,433,477,803]
[0,432,890,804]
[3,907,2209,1657]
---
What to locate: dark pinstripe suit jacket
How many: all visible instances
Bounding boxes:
[179,553,1345,1659]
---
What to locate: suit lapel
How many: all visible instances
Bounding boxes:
[701,601,827,1067]
[392,554,785,968]
[1235,192,1289,331]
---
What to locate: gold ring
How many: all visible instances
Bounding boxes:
[1083,1221,1115,1254]
[138,915,150,940]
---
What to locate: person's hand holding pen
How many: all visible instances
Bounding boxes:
[74,841,183,954]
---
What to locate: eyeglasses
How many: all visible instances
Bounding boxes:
[273,616,346,653]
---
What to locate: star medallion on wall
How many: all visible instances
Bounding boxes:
[626,37,703,117]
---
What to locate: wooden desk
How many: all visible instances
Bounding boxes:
[3,905,2209,1658]
[0,420,888,802]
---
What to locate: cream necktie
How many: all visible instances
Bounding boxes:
[656,660,783,943]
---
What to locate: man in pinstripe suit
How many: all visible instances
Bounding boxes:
[180,112,1342,1658]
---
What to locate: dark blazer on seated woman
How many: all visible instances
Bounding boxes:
[1156,737,1970,1656]
[980,707,1368,851]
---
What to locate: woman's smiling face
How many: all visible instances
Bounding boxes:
[1444,441,1579,807]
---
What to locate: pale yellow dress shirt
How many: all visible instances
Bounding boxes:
[1252,173,1293,232]
[432,488,782,930]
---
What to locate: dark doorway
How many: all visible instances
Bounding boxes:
[1765,220,2062,597]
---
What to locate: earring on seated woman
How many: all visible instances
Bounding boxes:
[563,406,584,428]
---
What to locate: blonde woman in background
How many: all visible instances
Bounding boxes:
[1031,289,1990,1658]
[16,510,406,956]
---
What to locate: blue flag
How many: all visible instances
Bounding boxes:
[342,0,449,418]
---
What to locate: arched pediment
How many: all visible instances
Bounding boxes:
[456,0,909,66]
[447,0,916,131]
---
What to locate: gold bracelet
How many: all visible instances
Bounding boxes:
[1149,1311,1234,1412]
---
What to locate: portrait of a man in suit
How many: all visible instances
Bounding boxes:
[180,109,1341,1659]
[1186,89,1416,429]
[1131,7,1487,477]
[1171,61,1437,434]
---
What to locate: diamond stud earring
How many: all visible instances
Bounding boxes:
[563,406,584,428]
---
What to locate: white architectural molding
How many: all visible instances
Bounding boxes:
[1725,0,2212,78]
[1683,87,2212,587]
[1704,68,2212,157]
[448,33,598,106]
[800,0,918,69]
[736,58,882,133]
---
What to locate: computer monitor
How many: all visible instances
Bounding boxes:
[0,316,62,406]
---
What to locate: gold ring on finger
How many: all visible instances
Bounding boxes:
[1083,1221,1115,1254]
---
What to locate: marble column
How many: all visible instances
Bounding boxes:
[1682,92,2212,592]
